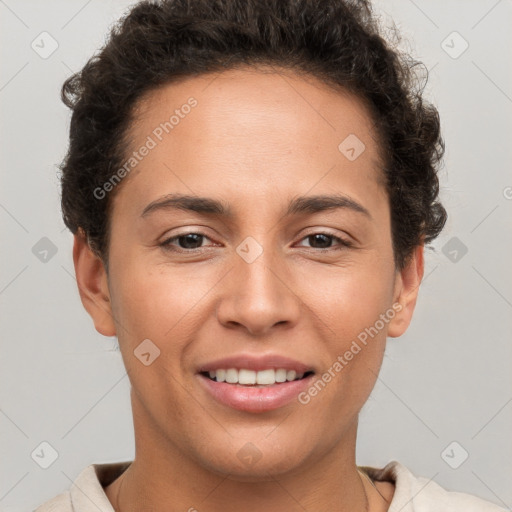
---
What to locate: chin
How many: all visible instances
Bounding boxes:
[190,434,314,481]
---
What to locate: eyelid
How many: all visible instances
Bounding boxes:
[160,230,217,250]
[293,229,354,249]
[160,228,354,252]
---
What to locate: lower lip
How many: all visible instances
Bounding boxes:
[197,373,315,413]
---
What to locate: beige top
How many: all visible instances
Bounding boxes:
[35,460,507,511]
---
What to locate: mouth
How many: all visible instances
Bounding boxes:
[196,355,316,413]
[200,368,315,387]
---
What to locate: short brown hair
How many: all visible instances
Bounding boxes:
[59,0,447,270]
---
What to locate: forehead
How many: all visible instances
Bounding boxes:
[115,65,386,210]
[129,65,382,157]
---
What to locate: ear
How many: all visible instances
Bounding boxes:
[387,244,424,338]
[73,229,116,337]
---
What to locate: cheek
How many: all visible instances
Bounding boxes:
[296,256,396,342]
[110,259,217,341]
[295,255,395,405]
[108,262,209,412]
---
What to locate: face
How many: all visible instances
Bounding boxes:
[75,65,423,479]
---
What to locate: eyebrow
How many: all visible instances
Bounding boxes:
[140,193,371,219]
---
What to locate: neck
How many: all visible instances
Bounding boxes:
[107,391,375,512]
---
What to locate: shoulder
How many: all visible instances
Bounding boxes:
[34,461,131,512]
[359,460,508,512]
[34,491,71,512]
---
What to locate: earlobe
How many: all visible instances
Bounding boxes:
[387,244,424,338]
[73,229,117,337]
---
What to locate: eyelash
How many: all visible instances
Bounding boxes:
[160,231,354,253]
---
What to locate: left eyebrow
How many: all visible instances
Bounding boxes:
[285,193,371,219]
[140,193,371,220]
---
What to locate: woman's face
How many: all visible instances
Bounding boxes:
[76,65,422,478]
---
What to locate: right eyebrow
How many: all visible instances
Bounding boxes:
[140,194,232,218]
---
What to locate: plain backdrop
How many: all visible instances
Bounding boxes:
[1,0,511,510]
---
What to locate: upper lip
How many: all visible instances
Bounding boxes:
[197,354,314,374]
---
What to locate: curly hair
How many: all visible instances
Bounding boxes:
[59,0,447,270]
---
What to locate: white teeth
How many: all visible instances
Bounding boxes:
[238,369,256,385]
[256,369,275,385]
[286,370,297,381]
[225,368,238,383]
[275,369,287,382]
[206,368,309,385]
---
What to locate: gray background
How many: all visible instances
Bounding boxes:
[1,0,511,510]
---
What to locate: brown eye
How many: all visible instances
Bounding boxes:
[296,232,353,250]
[307,234,333,249]
[161,232,210,251]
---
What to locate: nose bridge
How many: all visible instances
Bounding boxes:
[237,236,282,297]
[216,234,301,335]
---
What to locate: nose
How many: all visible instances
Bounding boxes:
[216,243,302,337]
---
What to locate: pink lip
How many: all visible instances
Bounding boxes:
[196,354,315,413]
[197,373,315,413]
[197,354,313,374]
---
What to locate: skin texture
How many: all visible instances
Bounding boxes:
[74,65,423,511]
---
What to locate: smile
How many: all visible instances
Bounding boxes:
[201,368,314,386]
